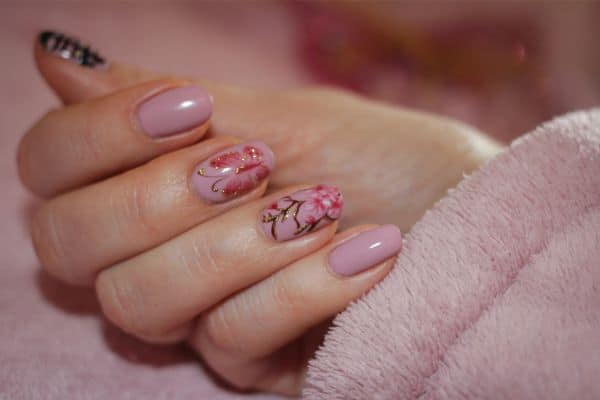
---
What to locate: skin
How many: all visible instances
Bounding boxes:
[17,41,502,396]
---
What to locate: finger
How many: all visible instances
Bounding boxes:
[189,225,402,392]
[33,30,316,153]
[18,78,213,197]
[33,30,349,176]
[32,138,275,286]
[95,185,344,341]
[35,30,159,104]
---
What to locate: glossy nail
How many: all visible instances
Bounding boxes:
[329,225,402,277]
[261,185,343,242]
[39,30,106,69]
[192,141,275,203]
[137,86,213,138]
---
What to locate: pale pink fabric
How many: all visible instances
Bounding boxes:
[2,4,600,400]
[304,109,600,399]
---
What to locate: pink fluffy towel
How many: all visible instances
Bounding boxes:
[304,109,600,400]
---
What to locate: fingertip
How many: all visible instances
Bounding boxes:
[134,83,213,140]
[33,29,156,104]
[35,47,112,104]
[328,224,402,278]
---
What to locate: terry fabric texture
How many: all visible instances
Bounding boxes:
[304,109,600,399]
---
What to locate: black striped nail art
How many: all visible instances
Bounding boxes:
[39,30,106,69]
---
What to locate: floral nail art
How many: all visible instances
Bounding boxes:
[261,185,344,241]
[191,141,275,203]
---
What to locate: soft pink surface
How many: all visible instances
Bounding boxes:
[0,3,301,399]
[305,109,600,399]
[3,3,600,399]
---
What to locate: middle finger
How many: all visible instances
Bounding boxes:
[32,138,275,285]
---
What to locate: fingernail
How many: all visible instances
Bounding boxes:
[261,185,344,242]
[38,30,106,69]
[192,141,275,203]
[329,225,402,277]
[137,86,213,139]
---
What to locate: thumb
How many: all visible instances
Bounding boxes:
[35,30,160,104]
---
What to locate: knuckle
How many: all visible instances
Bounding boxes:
[96,272,181,341]
[31,203,94,286]
[77,106,108,166]
[16,114,54,196]
[120,178,157,235]
[31,204,70,282]
[271,273,303,317]
[199,307,242,356]
[18,107,105,197]
[96,272,147,337]
[181,233,223,280]
[16,135,34,192]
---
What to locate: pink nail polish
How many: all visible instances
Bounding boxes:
[329,225,402,277]
[191,141,275,203]
[261,185,344,242]
[137,85,213,138]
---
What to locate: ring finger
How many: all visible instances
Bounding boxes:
[95,184,345,341]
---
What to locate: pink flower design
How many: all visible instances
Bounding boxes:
[207,146,270,197]
[222,163,269,196]
[260,185,344,241]
[303,184,344,221]
[305,215,318,224]
[210,146,263,171]
[328,196,343,219]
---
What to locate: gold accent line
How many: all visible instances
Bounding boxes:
[211,179,222,193]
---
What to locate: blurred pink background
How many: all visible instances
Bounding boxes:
[1,2,599,398]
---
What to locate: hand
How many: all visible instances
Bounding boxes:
[18,31,500,395]
[32,31,501,232]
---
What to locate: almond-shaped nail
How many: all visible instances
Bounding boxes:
[39,30,106,68]
[137,86,213,138]
[329,225,402,277]
[192,141,275,203]
[261,185,344,242]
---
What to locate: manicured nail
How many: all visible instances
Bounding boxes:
[137,86,213,138]
[39,30,106,68]
[192,141,275,203]
[261,185,343,242]
[329,225,402,277]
